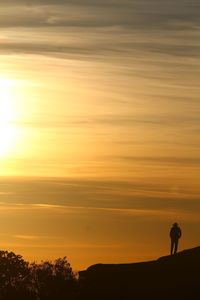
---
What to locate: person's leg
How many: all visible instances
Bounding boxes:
[170,239,174,255]
[174,239,178,254]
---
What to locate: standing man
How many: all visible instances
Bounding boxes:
[170,223,182,255]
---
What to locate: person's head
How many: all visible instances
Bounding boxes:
[173,222,178,227]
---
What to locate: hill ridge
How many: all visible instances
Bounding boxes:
[79,246,200,299]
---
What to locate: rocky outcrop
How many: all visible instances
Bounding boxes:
[79,247,200,299]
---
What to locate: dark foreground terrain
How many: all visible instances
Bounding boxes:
[79,247,200,299]
[0,247,200,299]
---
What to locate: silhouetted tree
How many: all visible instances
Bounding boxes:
[0,251,77,300]
[0,250,29,299]
[28,257,77,300]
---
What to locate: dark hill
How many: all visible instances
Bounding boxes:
[79,247,200,299]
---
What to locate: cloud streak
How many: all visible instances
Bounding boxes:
[0,1,199,36]
[0,177,199,213]
[113,155,200,167]
[0,202,198,222]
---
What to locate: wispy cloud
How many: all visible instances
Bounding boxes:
[14,234,40,240]
[0,0,200,29]
[0,0,199,60]
[112,155,200,167]
[0,199,199,221]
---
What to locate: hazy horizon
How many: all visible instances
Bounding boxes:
[0,0,199,269]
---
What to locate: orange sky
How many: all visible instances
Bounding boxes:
[0,0,199,269]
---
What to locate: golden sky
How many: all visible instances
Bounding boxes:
[0,0,199,269]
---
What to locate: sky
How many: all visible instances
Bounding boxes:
[0,0,200,269]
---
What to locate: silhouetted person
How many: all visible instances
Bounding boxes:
[170,223,182,255]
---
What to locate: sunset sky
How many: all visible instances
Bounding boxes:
[0,0,200,269]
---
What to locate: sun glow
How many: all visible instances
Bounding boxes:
[0,78,19,157]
